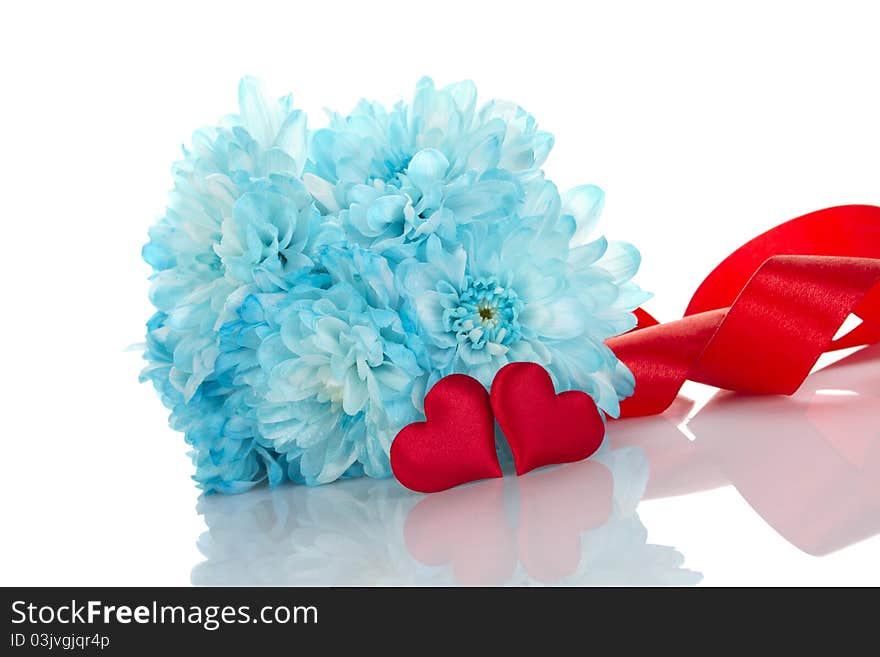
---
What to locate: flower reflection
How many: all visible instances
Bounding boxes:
[192,445,700,586]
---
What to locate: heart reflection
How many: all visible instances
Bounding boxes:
[192,445,701,586]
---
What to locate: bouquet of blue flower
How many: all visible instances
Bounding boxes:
[142,77,648,493]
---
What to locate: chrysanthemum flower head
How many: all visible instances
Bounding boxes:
[396,177,647,416]
[302,77,552,262]
[253,246,424,484]
[142,78,338,493]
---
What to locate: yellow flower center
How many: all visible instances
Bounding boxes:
[478,303,497,323]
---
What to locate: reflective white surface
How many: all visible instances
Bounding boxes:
[191,346,880,586]
[4,1,880,587]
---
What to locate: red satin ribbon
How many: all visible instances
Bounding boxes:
[607,205,880,418]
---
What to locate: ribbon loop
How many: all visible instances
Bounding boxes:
[609,205,880,418]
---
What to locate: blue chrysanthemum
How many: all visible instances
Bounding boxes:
[250,246,424,484]
[142,78,342,493]
[301,77,551,262]
[395,179,648,417]
[143,77,648,493]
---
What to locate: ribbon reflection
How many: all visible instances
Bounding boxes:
[610,344,880,556]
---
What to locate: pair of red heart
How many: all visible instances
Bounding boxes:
[390,362,606,493]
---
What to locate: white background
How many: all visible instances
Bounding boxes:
[1,0,878,585]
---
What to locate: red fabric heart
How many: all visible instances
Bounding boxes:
[491,362,605,475]
[390,373,501,493]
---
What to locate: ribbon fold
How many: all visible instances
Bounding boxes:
[608,205,880,418]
